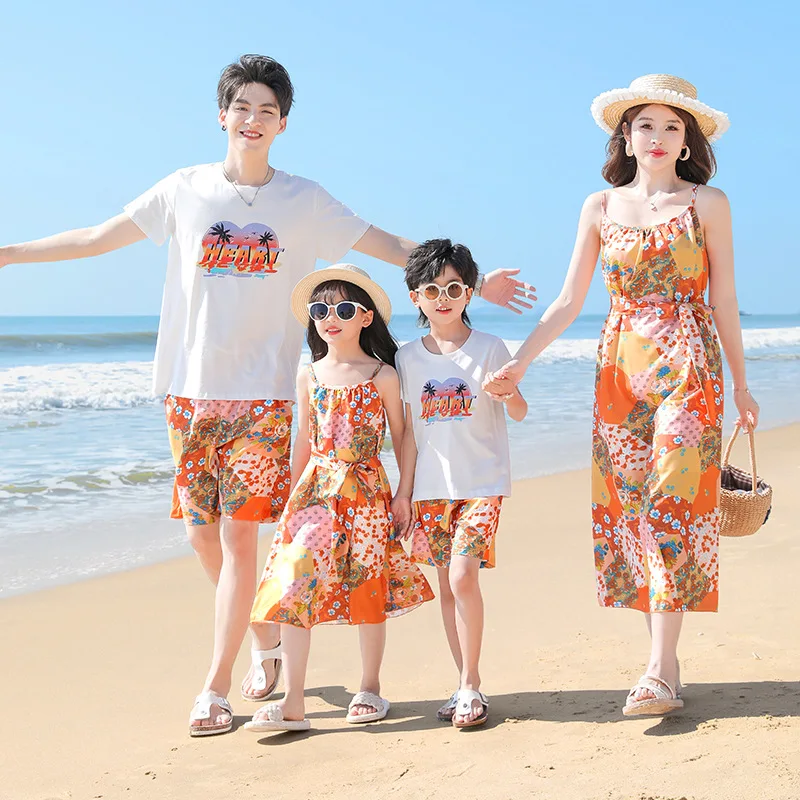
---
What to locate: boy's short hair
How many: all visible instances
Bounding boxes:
[404,238,479,328]
[217,55,295,117]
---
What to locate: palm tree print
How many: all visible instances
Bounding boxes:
[210,222,233,252]
[454,382,468,398]
[423,382,437,398]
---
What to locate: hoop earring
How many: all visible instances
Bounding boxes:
[625,142,634,158]
[680,145,691,161]
[221,124,227,132]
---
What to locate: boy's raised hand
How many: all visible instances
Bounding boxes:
[390,494,415,540]
[481,269,537,314]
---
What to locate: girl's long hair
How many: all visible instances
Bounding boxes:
[306,279,398,367]
[601,104,717,187]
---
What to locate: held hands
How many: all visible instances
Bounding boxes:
[482,359,526,400]
[390,494,415,540]
[481,269,537,314]
[733,388,760,433]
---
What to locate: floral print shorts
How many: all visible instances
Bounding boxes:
[165,395,292,525]
[411,496,503,569]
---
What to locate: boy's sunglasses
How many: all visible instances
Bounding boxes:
[307,301,368,322]
[416,281,469,301]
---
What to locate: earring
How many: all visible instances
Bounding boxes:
[625,142,634,158]
[680,145,691,161]
[221,124,227,132]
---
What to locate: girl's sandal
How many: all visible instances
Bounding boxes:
[452,689,489,729]
[623,675,684,717]
[189,691,234,737]
[436,690,459,722]
[241,643,282,702]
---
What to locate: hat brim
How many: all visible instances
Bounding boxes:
[591,87,730,142]
[291,266,393,326]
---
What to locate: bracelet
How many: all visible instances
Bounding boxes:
[733,387,750,394]
[474,272,485,297]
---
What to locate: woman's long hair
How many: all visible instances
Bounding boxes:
[306,279,398,367]
[601,104,717,186]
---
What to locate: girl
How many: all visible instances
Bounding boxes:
[485,75,759,715]
[245,264,433,732]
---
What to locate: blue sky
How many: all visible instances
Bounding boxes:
[0,0,796,316]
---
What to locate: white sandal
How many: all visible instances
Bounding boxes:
[241,643,282,702]
[452,689,489,729]
[243,702,310,732]
[436,690,459,722]
[623,675,684,717]
[189,691,234,737]
[346,691,391,724]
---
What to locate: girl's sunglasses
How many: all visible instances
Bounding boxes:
[416,281,469,301]
[307,300,368,322]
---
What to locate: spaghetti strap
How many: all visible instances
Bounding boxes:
[600,190,608,215]
[370,362,385,380]
[308,363,318,384]
[690,184,699,206]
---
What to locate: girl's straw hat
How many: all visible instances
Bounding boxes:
[590,74,730,141]
[291,263,392,325]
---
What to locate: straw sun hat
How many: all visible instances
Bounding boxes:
[591,74,730,142]
[291,263,392,325]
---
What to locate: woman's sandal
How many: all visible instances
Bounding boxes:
[346,691,391,724]
[243,702,311,732]
[623,675,684,717]
[189,691,234,737]
[241,643,282,702]
[436,690,459,722]
[452,689,489,729]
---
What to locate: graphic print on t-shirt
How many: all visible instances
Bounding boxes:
[420,378,475,424]
[197,221,284,277]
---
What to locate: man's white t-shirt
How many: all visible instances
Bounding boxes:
[124,163,370,400]
[395,330,513,502]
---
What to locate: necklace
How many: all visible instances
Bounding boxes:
[221,164,274,207]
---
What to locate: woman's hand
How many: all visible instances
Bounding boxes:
[482,359,526,399]
[390,494,415,540]
[733,388,760,432]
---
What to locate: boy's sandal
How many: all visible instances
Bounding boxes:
[243,703,311,732]
[623,675,684,717]
[452,689,489,729]
[346,691,391,724]
[241,643,282,702]
[189,691,234,737]
[436,690,459,722]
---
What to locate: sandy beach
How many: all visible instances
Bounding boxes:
[1,423,798,800]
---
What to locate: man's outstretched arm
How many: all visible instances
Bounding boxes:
[0,214,146,267]
[352,224,537,313]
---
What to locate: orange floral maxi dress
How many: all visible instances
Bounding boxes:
[592,185,723,613]
[251,363,433,628]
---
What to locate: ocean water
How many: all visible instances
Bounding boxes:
[1,309,798,597]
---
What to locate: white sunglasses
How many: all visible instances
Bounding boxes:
[307,300,368,322]
[416,281,469,301]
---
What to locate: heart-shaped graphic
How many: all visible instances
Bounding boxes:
[420,377,475,423]
[198,220,284,278]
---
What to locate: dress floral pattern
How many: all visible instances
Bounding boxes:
[592,186,723,613]
[251,364,433,628]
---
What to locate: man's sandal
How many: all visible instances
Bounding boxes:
[241,643,282,702]
[623,675,684,717]
[436,690,459,722]
[189,691,234,737]
[452,689,489,729]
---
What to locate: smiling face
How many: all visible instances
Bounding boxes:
[410,263,472,330]
[311,289,374,349]
[624,104,687,170]
[218,82,286,160]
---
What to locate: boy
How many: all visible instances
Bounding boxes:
[393,239,527,729]
[0,57,535,736]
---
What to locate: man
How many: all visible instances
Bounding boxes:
[0,54,536,735]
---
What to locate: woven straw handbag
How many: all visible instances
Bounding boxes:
[719,423,773,537]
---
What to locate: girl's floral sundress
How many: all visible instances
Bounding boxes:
[251,363,433,627]
[593,185,723,613]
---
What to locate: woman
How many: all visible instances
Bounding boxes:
[485,74,759,715]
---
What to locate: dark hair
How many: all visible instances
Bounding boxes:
[307,280,398,368]
[404,238,479,328]
[601,104,716,186]
[217,55,294,117]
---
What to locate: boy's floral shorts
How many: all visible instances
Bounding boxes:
[411,496,503,569]
[164,396,292,525]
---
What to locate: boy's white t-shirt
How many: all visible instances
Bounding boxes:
[395,330,513,502]
[124,163,370,400]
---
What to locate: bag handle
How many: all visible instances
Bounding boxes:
[721,422,758,493]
